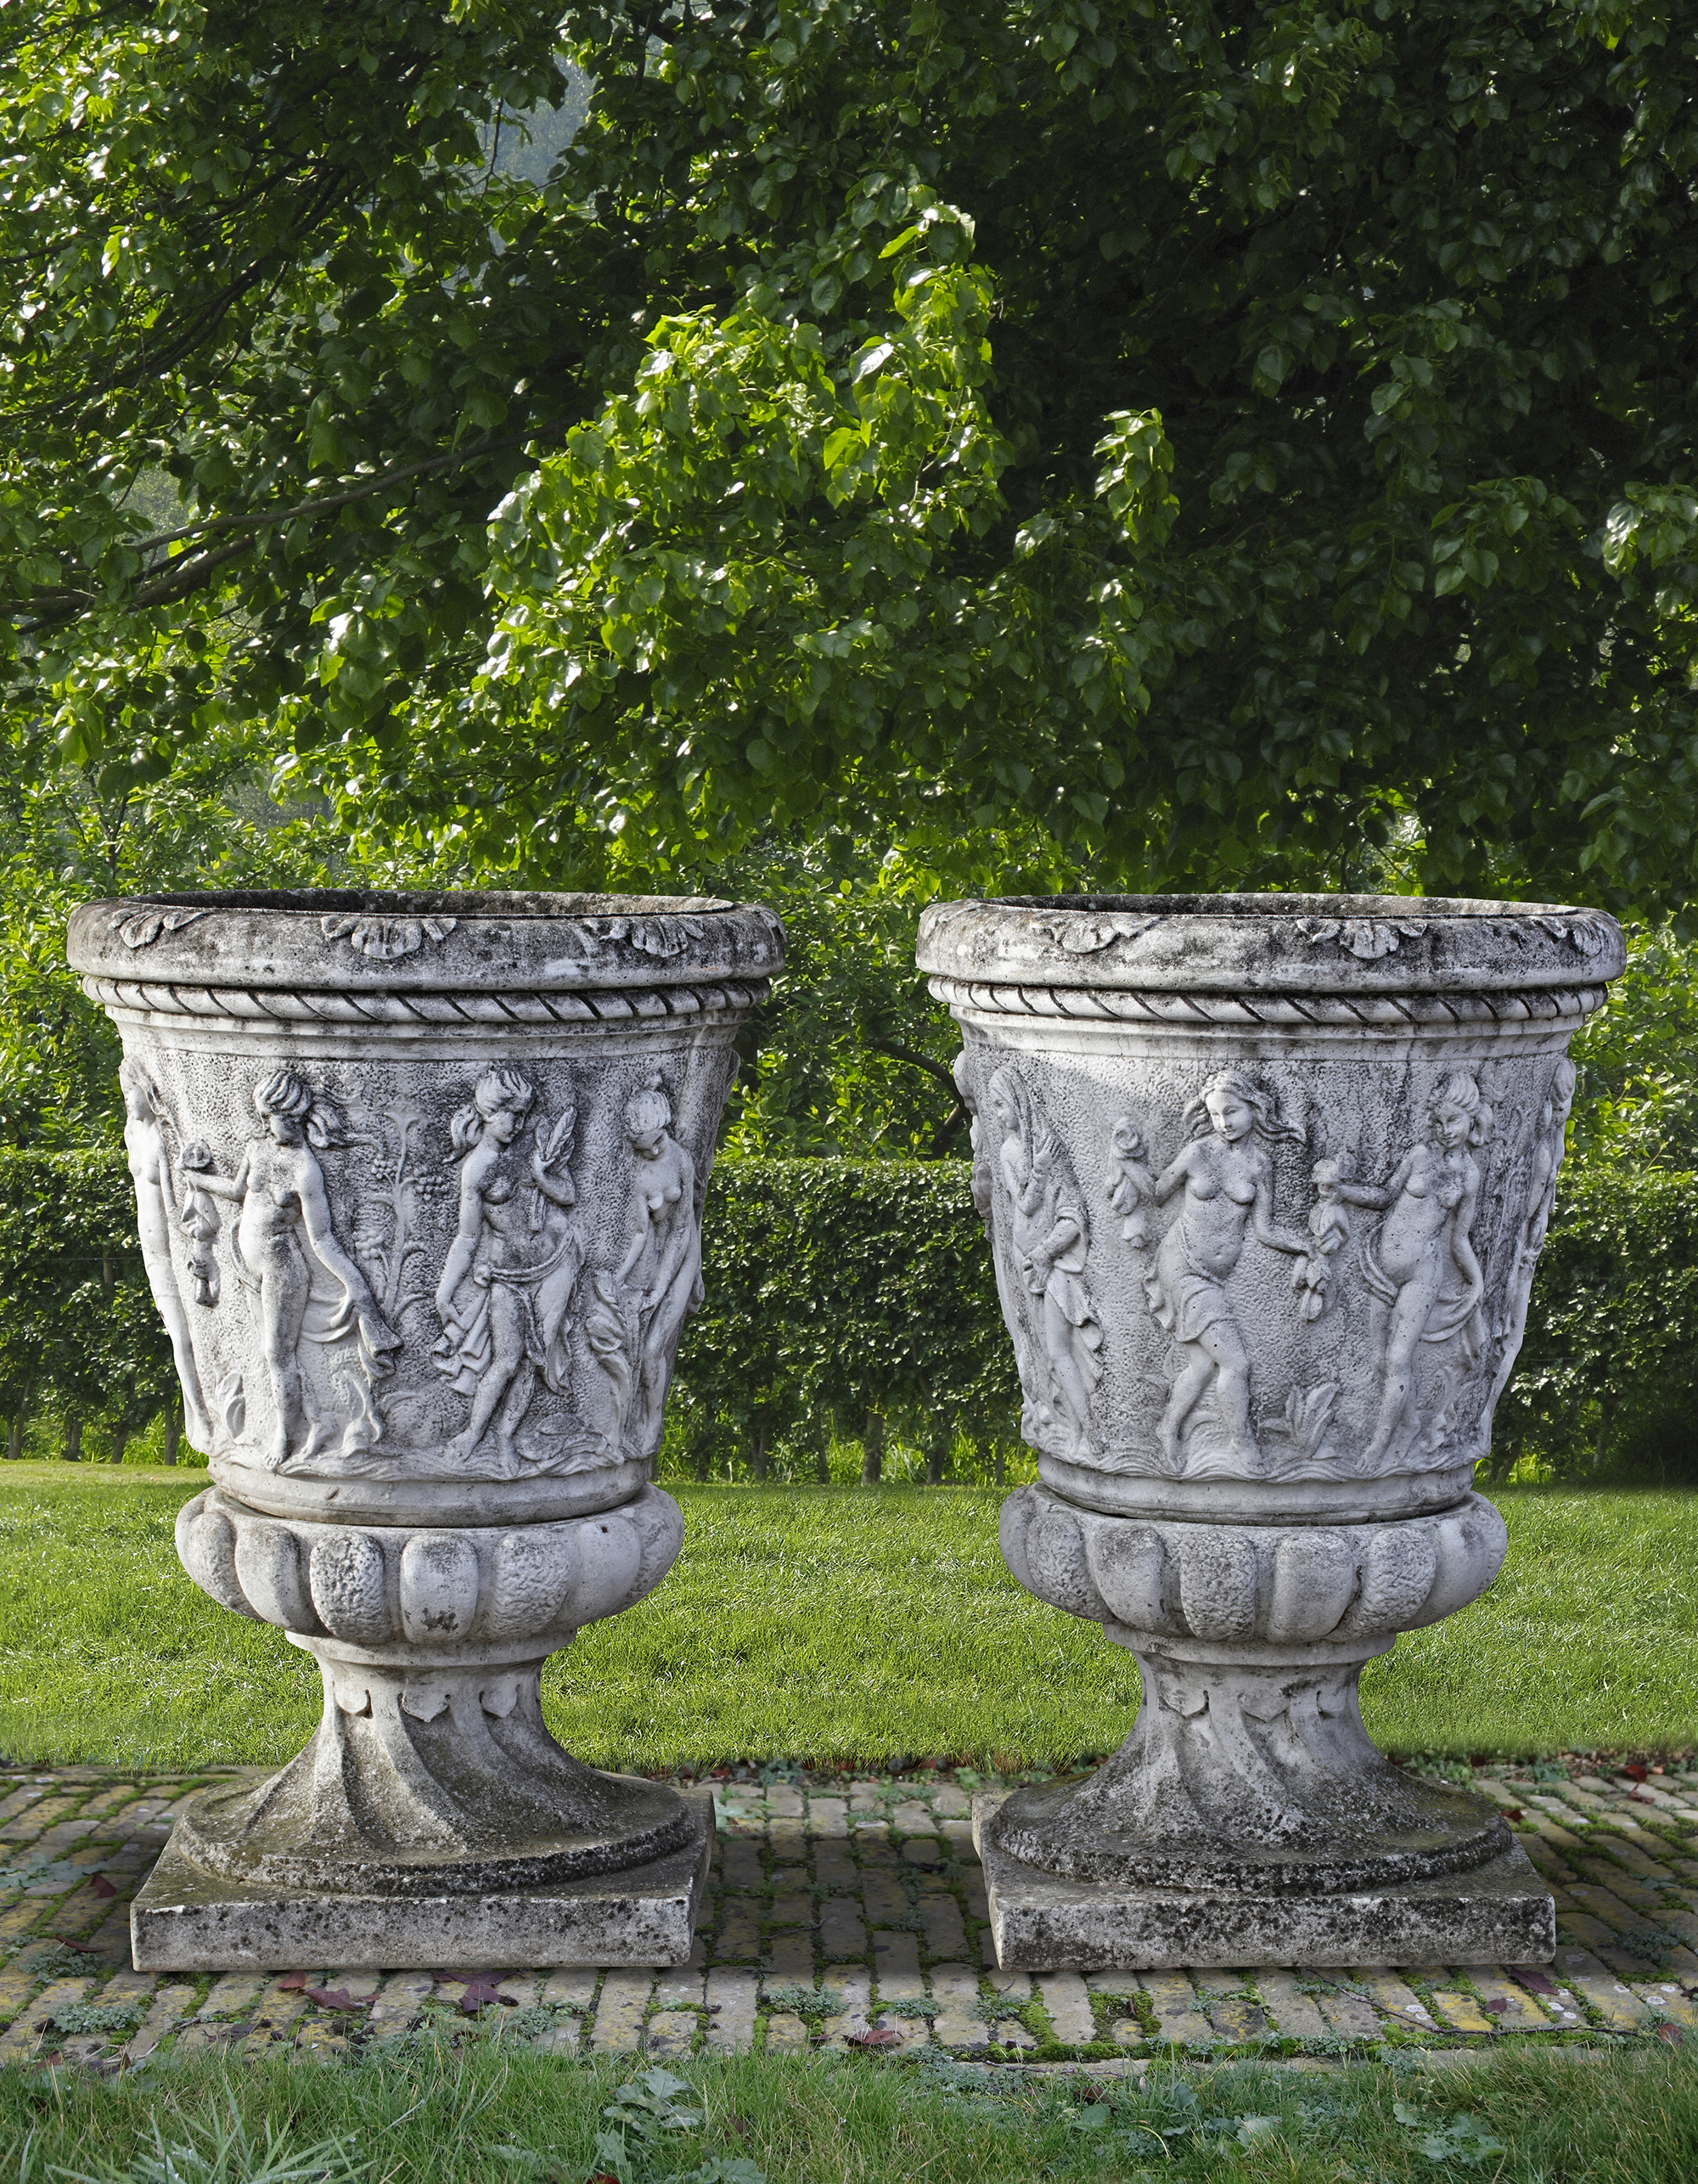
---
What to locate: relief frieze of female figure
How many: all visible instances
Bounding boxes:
[983,1065,1104,1462]
[1118,1067,1312,1474]
[432,1066,580,1474]
[190,1067,400,1468]
[584,1074,703,1460]
[1330,1070,1493,1469]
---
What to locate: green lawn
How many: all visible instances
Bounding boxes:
[5,2041,1698,2184]
[0,1466,1693,1770]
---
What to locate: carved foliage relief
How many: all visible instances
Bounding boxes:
[117,1039,735,1483]
[960,1043,1583,1483]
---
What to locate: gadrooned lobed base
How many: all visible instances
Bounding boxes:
[973,1793,1555,1973]
[131,1787,712,1973]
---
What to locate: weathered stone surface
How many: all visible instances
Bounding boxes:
[976,1793,1555,1971]
[920,893,1621,1967]
[131,1787,711,1971]
[70,891,777,1970]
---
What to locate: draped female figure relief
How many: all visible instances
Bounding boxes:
[983,1066,1103,1461]
[585,1075,704,1459]
[1330,1070,1492,1468]
[190,1067,400,1467]
[432,1066,580,1473]
[1120,1067,1312,1473]
[120,1059,211,1450]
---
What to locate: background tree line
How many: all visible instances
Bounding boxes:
[0,1,1695,1473]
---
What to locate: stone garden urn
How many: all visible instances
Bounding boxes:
[916,893,1623,1969]
[68,889,781,1970]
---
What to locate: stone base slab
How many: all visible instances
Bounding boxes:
[973,1793,1555,1972]
[131,1787,712,1973]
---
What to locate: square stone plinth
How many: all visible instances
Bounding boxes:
[972,1793,1555,1972]
[131,1789,712,1973]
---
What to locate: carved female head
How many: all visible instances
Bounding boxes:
[1185,1067,1302,1148]
[451,1067,535,1153]
[254,1066,344,1150]
[119,1056,159,1123]
[1430,1071,1493,1151]
[623,1075,672,1157]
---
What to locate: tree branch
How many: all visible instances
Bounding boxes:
[6,423,566,632]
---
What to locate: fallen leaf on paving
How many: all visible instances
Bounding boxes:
[305,1988,367,2013]
[90,1875,117,1898]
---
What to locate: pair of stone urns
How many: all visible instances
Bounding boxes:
[66,887,1622,1975]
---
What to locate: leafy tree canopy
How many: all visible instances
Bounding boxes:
[3,0,1698,910]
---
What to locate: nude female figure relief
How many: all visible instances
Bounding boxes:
[120,1059,212,1450]
[1113,1067,1311,1473]
[585,1074,703,1460]
[983,1066,1103,1461]
[432,1066,580,1473]
[189,1067,401,1469]
[1329,1070,1493,1469]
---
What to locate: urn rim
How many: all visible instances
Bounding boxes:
[916,889,1623,995]
[66,887,784,993]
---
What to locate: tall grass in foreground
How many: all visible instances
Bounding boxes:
[7,2046,1698,2184]
[0,1471,1694,1769]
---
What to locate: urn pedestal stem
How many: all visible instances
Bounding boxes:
[917,891,1622,1970]
[70,888,782,1970]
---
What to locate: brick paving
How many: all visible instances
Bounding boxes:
[2,1760,1695,2071]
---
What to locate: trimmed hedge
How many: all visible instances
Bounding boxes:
[1492,1166,1698,1483]
[1,1149,1690,1482]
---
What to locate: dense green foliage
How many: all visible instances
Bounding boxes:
[671,1157,1019,1482]
[6,1143,1691,1483]
[1494,1168,1698,1484]
[0,1148,174,1461]
[4,3,1698,907]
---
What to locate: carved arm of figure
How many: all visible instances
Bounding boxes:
[1329,1151,1412,1214]
[184,1145,250,1203]
[1425,1167,1486,1338]
[1250,1165,1313,1262]
[295,1157,401,1365]
[530,1108,577,1212]
[436,1154,489,1324]
[1024,1208,1083,1293]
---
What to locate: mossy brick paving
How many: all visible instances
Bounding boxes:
[0,1761,1694,2073]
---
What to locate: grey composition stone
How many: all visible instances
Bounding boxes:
[131,1787,711,1972]
[976,1793,1555,1972]
[68,890,779,1970]
[919,893,1622,1967]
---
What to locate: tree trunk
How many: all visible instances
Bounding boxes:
[110,1375,136,1462]
[860,1408,884,1485]
[749,1424,770,1483]
[993,1442,1006,1488]
[813,1433,830,1485]
[162,1402,181,1467]
[63,1415,83,1463]
[925,1431,948,1486]
[5,1409,23,1462]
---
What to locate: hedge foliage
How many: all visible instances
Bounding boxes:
[1,1149,1690,1482]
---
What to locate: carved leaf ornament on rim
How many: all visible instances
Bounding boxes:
[319,913,458,960]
